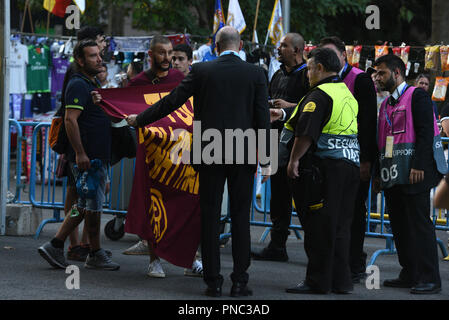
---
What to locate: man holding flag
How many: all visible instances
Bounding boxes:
[126,26,271,298]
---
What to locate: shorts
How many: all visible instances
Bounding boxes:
[70,161,109,212]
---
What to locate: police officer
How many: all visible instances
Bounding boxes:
[251,33,309,262]
[373,54,446,294]
[274,48,360,294]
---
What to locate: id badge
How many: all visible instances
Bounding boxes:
[385,136,394,158]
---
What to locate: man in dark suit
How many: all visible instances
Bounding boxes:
[126,26,271,297]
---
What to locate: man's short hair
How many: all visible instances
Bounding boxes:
[76,26,104,41]
[73,39,98,62]
[173,43,193,60]
[150,35,172,51]
[308,48,341,73]
[319,36,346,53]
[373,54,406,78]
[287,33,305,53]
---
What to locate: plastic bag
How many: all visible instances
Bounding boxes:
[401,46,410,65]
[303,44,316,61]
[392,47,401,57]
[440,46,449,72]
[432,77,449,101]
[375,44,389,60]
[346,45,354,65]
[425,45,440,70]
[351,45,362,68]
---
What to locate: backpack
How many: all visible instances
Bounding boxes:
[48,106,69,154]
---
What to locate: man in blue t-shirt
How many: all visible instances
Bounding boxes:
[38,39,119,271]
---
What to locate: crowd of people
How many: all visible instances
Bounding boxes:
[36,25,448,297]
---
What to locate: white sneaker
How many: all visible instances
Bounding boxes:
[122,240,149,255]
[184,259,203,277]
[147,259,165,278]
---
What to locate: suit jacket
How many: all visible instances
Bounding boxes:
[136,54,271,170]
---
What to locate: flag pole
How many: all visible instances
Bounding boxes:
[20,0,29,32]
[46,11,50,36]
[252,0,261,42]
[27,1,34,33]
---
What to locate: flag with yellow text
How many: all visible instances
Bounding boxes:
[98,84,200,268]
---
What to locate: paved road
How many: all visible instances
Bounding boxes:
[1,209,449,304]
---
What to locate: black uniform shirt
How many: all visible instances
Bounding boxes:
[269,62,309,130]
[292,76,340,147]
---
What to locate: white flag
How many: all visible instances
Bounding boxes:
[266,0,284,47]
[73,0,85,14]
[227,0,246,34]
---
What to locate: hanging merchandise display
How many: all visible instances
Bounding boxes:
[432,77,449,101]
[346,45,354,65]
[440,45,449,72]
[424,45,440,70]
[400,45,410,65]
[351,45,362,68]
[375,43,389,60]
[27,44,51,93]
[9,38,29,94]
[51,55,70,96]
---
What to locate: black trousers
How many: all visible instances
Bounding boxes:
[384,187,441,285]
[199,164,254,288]
[349,179,370,275]
[269,166,293,248]
[292,159,360,292]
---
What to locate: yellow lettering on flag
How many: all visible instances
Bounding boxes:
[149,188,167,243]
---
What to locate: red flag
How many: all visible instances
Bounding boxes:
[43,0,72,18]
[98,84,200,268]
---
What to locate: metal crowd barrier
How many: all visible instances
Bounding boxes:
[250,166,449,266]
[7,119,25,204]
[7,121,134,239]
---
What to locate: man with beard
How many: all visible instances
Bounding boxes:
[38,40,119,270]
[128,35,184,86]
[98,36,202,278]
[251,33,309,262]
[373,54,446,294]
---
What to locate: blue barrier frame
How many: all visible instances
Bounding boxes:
[250,168,449,266]
[7,119,24,203]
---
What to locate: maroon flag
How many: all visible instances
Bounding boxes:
[98,84,200,268]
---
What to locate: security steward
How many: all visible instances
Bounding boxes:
[251,33,309,262]
[274,48,360,294]
[374,54,446,294]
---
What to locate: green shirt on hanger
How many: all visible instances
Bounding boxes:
[27,44,51,93]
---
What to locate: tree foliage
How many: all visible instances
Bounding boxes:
[15,0,433,45]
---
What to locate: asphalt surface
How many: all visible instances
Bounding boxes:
[1,208,449,305]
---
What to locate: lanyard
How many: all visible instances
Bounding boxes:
[340,63,349,78]
[293,63,307,73]
[384,84,409,128]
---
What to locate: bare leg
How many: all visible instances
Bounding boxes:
[84,210,101,251]
[64,186,80,247]
[148,241,158,262]
[55,206,85,242]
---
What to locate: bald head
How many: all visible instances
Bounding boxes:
[215,26,242,54]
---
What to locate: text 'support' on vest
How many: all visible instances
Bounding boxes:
[378,86,447,189]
